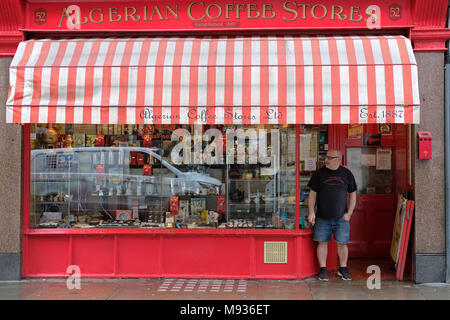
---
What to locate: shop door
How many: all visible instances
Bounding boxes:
[331,124,406,258]
[345,147,396,258]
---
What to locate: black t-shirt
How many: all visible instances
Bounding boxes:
[307,166,357,220]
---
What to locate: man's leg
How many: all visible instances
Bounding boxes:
[317,242,328,268]
[337,242,348,267]
[335,219,352,280]
[313,218,332,280]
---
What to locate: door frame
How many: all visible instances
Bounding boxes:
[328,124,409,258]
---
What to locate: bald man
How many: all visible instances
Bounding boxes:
[307,149,357,281]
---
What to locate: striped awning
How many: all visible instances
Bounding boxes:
[6,36,420,124]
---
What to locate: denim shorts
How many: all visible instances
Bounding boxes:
[313,217,350,244]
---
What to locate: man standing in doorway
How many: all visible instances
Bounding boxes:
[307,149,357,281]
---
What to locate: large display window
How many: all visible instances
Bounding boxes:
[30,123,326,230]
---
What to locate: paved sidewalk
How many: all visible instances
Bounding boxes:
[1,275,450,300]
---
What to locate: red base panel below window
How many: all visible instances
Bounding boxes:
[22,230,337,279]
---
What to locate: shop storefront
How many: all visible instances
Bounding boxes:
[0,0,449,282]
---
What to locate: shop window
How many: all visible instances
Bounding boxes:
[224,125,297,229]
[29,124,301,230]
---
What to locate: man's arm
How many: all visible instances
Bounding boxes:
[343,191,357,221]
[307,190,317,225]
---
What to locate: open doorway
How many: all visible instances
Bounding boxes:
[328,124,411,279]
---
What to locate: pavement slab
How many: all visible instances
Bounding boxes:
[0,259,448,301]
[1,278,450,300]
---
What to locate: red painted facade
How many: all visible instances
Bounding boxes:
[1,0,449,279]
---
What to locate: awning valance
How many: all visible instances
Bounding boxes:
[6,36,419,124]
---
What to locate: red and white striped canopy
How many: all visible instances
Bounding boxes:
[7,36,419,124]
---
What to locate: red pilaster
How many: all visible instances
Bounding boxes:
[0,0,24,56]
[410,0,450,52]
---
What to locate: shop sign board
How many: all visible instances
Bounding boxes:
[25,0,411,32]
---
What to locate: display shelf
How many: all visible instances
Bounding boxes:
[226,163,272,167]
[36,201,68,204]
[31,177,84,182]
[227,179,273,182]
[25,227,313,236]
[228,202,269,205]
[228,202,296,206]
[93,194,165,197]
[227,179,296,183]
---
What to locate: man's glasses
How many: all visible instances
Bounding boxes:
[325,155,340,160]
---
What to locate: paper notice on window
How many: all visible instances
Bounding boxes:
[361,154,376,166]
[304,157,316,171]
[288,133,296,163]
[376,148,392,170]
[300,134,311,160]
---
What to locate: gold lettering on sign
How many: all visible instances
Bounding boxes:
[124,7,140,21]
[149,6,164,20]
[57,7,88,28]
[311,4,327,20]
[206,4,222,19]
[247,4,260,19]
[58,7,73,28]
[54,2,382,27]
[282,1,298,21]
[331,5,347,21]
[349,6,363,22]
[144,5,179,21]
[89,8,104,24]
[225,4,234,19]
[262,4,276,19]
[80,15,88,25]
[297,4,311,20]
[109,7,122,22]
[166,5,179,20]
[143,6,148,21]
[236,3,245,19]
[187,2,206,21]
